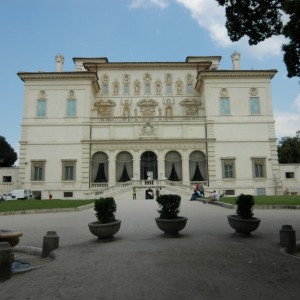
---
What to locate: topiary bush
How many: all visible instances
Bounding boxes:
[157,194,181,219]
[94,197,116,224]
[236,194,254,219]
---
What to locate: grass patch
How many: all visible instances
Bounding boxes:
[0,199,94,212]
[221,195,300,206]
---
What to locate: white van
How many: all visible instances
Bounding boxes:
[2,189,33,200]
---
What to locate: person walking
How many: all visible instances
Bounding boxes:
[133,187,137,200]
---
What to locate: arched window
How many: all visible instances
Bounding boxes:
[189,151,207,181]
[116,152,133,182]
[92,152,108,182]
[165,151,182,181]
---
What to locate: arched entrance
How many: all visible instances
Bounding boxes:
[189,151,207,181]
[165,151,182,181]
[140,151,158,180]
[116,151,133,182]
[92,152,108,182]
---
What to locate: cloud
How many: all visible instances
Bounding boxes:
[293,93,300,111]
[129,0,169,9]
[274,112,300,139]
[175,0,286,59]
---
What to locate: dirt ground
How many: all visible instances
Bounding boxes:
[1,198,300,300]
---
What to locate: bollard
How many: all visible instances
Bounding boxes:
[0,242,13,282]
[279,225,296,253]
[42,231,59,258]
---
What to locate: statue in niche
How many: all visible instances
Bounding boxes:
[135,84,140,94]
[166,106,173,117]
[113,84,119,95]
[156,84,161,94]
[176,84,182,94]
[123,99,130,117]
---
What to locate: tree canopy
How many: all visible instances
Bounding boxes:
[0,136,18,167]
[216,0,300,78]
[277,131,300,163]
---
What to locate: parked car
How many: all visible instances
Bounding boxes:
[1,189,33,200]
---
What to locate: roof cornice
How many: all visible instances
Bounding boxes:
[17,71,100,92]
[83,61,212,71]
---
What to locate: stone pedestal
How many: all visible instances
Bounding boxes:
[0,230,23,247]
[280,225,296,253]
[0,242,13,282]
[42,231,59,258]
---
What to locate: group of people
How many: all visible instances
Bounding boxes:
[133,187,161,200]
[190,183,205,200]
[190,184,225,203]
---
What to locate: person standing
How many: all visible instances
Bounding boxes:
[156,188,160,199]
[133,187,137,200]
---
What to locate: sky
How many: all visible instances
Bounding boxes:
[0,0,299,158]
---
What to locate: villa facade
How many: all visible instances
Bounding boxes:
[16,53,282,199]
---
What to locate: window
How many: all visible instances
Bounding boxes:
[37,99,46,117]
[250,97,260,115]
[220,97,230,115]
[62,161,76,181]
[166,83,172,94]
[124,84,129,94]
[252,158,266,178]
[102,84,108,95]
[221,159,236,178]
[186,83,193,94]
[31,161,45,181]
[67,99,76,117]
[64,192,73,198]
[145,83,151,94]
[225,190,235,195]
[285,172,295,178]
[3,176,12,183]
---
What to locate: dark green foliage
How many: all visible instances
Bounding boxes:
[216,0,300,78]
[278,131,300,163]
[157,194,181,219]
[236,194,254,219]
[0,136,17,167]
[94,197,116,224]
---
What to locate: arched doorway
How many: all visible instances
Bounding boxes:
[165,151,182,181]
[140,151,158,180]
[189,151,207,181]
[116,151,133,182]
[92,152,108,182]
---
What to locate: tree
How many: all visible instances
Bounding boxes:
[0,136,18,167]
[216,0,300,78]
[277,131,300,163]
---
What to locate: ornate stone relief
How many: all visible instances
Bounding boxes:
[143,73,152,82]
[101,75,109,84]
[249,87,258,96]
[180,98,201,116]
[67,90,76,99]
[186,73,194,83]
[137,99,158,117]
[165,73,173,83]
[220,88,228,97]
[123,74,130,83]
[38,90,47,99]
[94,99,116,117]
[140,121,157,138]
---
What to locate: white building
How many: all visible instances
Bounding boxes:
[17,53,283,199]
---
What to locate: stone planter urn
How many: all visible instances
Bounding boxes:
[88,220,121,239]
[227,215,261,234]
[0,230,23,247]
[155,216,188,235]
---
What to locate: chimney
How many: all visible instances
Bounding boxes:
[55,54,64,72]
[231,51,240,70]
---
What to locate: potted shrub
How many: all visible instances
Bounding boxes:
[155,194,188,235]
[88,197,121,239]
[227,194,261,235]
